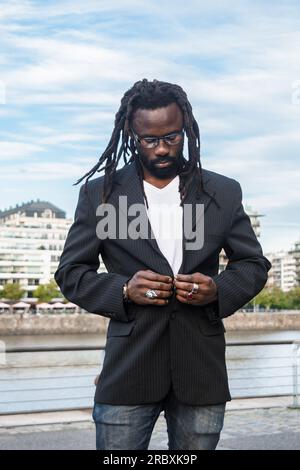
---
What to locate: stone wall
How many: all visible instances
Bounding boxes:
[223,311,300,331]
[0,312,109,336]
[0,311,299,335]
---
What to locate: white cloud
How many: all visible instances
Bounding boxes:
[0,0,151,20]
[37,132,101,145]
[205,130,300,214]
[2,1,300,113]
[71,111,115,125]
[1,0,300,253]
[3,35,173,105]
[1,161,88,180]
[10,91,121,106]
[0,141,44,159]
[0,0,228,22]
[262,228,299,254]
[0,0,35,20]
[0,108,25,118]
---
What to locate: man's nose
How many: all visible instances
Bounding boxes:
[154,139,169,156]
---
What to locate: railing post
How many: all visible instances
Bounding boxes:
[290,341,300,408]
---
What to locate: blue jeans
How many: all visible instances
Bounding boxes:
[92,387,225,450]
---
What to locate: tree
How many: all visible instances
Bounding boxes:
[250,286,300,310]
[2,282,26,301]
[33,279,63,303]
[250,288,274,310]
[286,287,300,309]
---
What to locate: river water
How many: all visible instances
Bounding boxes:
[0,330,299,414]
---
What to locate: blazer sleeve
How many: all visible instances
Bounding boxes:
[210,181,272,320]
[54,184,132,322]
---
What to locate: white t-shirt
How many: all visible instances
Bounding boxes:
[143,175,182,275]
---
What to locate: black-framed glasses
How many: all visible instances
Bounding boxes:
[131,128,184,149]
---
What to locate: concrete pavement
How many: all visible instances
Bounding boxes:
[0,397,299,450]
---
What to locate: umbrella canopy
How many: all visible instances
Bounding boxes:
[51,302,66,308]
[36,303,53,309]
[0,302,10,308]
[64,302,77,308]
[12,301,30,308]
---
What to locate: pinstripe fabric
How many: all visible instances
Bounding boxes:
[54,160,271,405]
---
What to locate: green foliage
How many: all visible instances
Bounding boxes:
[33,279,63,303]
[249,286,300,310]
[285,287,300,309]
[2,282,26,301]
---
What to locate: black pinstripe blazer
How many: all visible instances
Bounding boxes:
[55,160,271,405]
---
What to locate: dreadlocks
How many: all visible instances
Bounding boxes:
[74,78,219,209]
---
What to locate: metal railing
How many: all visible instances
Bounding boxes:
[226,340,300,407]
[291,341,300,407]
[0,340,299,414]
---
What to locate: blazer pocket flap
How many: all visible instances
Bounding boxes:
[107,319,136,337]
[198,318,225,336]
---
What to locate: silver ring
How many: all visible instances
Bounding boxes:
[145,289,158,299]
[191,283,199,294]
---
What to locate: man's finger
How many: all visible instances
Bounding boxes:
[174,281,198,292]
[175,272,208,284]
[146,280,173,291]
[142,270,172,284]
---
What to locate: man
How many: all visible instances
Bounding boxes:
[55,79,271,450]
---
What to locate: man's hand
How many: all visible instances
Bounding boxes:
[127,270,173,306]
[174,272,218,306]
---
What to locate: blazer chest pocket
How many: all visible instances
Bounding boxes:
[107,319,136,337]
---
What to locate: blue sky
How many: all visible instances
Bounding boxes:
[0,0,300,253]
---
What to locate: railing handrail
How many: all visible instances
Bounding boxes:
[3,345,106,353]
[1,340,299,411]
[2,339,300,353]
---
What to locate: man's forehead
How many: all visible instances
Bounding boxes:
[132,103,183,131]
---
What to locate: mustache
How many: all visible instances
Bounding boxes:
[153,157,174,165]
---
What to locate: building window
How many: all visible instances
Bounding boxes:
[43,209,52,218]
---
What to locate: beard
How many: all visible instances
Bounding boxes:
[137,146,186,180]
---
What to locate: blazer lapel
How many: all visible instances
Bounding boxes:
[108,161,217,276]
[177,172,216,274]
[108,161,173,274]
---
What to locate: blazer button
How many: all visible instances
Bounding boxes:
[171,313,176,319]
